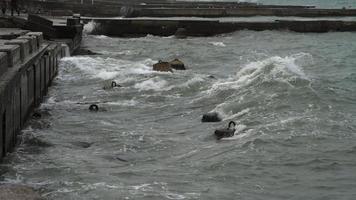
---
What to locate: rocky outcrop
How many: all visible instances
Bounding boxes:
[153,60,173,72]
[174,28,187,39]
[202,112,222,122]
[169,58,186,70]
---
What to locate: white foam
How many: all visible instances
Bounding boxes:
[209,42,226,47]
[134,78,171,91]
[60,57,156,80]
[83,20,97,34]
[93,35,109,39]
[205,53,311,96]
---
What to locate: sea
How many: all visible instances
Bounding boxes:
[0,1,356,200]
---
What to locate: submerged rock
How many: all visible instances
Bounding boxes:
[0,184,44,200]
[169,58,186,70]
[71,141,93,148]
[74,48,101,56]
[174,28,188,39]
[153,60,173,72]
[201,112,222,122]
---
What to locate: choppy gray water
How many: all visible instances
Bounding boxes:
[1,29,356,199]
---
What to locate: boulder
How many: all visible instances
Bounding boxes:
[201,112,222,122]
[169,58,186,70]
[153,60,173,72]
[0,184,44,200]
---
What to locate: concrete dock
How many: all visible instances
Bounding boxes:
[27,0,356,18]
[83,17,356,37]
[0,15,83,162]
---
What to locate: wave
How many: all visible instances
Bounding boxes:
[199,53,314,119]
[209,42,226,47]
[83,20,98,34]
[60,56,156,80]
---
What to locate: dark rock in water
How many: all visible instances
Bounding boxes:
[208,75,216,79]
[153,60,173,72]
[32,112,42,119]
[175,28,187,39]
[0,184,44,200]
[169,58,186,70]
[202,112,222,122]
[74,48,101,56]
[214,121,236,140]
[71,141,93,148]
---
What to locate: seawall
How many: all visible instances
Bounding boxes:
[0,30,65,159]
[85,18,356,37]
[0,15,83,161]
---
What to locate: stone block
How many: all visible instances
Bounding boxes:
[12,85,21,136]
[0,45,21,68]
[34,63,41,106]
[26,32,44,49]
[17,36,38,54]
[27,66,35,108]
[4,39,31,62]
[0,52,8,77]
[40,57,46,95]
[20,72,28,126]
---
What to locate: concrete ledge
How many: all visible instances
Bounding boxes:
[5,39,31,63]
[26,32,44,49]
[17,36,38,54]
[0,45,21,68]
[0,52,7,77]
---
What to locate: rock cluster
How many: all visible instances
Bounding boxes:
[152,59,186,72]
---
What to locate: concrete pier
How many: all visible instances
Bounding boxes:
[0,15,83,161]
[84,18,356,37]
[26,1,356,18]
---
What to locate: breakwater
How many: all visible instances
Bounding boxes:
[26,0,356,18]
[0,15,83,161]
[0,30,64,160]
[84,18,356,37]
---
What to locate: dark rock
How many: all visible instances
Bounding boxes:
[74,48,100,56]
[202,112,222,122]
[0,184,44,200]
[153,60,173,72]
[214,121,236,140]
[169,58,186,70]
[174,28,187,39]
[71,141,93,148]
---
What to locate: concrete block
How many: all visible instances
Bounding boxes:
[34,63,41,106]
[27,66,35,108]
[40,57,46,95]
[0,53,7,77]
[4,39,31,63]
[20,72,28,126]
[13,85,21,138]
[26,32,44,49]
[17,36,38,54]
[5,94,14,153]
[0,45,21,68]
